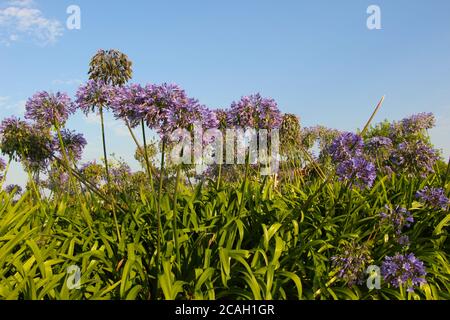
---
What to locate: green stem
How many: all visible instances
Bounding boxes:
[141,119,154,192]
[172,166,182,270]
[442,157,450,189]
[99,105,110,185]
[155,140,166,297]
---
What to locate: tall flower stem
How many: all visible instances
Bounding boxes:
[442,157,450,189]
[54,121,78,195]
[141,119,154,192]
[172,166,182,270]
[155,139,166,296]
[99,105,111,185]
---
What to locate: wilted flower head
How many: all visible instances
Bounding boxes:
[54,129,87,161]
[328,132,364,162]
[381,253,427,292]
[336,156,376,189]
[390,140,439,178]
[88,49,133,86]
[228,94,282,129]
[380,205,414,235]
[25,91,76,126]
[0,117,53,170]
[80,161,104,186]
[280,114,301,151]
[416,187,449,210]
[75,80,114,114]
[331,242,372,286]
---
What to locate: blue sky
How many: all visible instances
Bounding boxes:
[1,0,450,186]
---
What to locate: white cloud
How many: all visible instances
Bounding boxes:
[52,79,83,86]
[0,0,64,46]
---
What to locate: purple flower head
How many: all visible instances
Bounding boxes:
[366,136,393,151]
[54,129,87,161]
[228,94,282,130]
[400,113,435,135]
[397,235,410,247]
[416,187,449,210]
[329,132,364,162]
[214,109,230,131]
[5,184,22,195]
[25,91,76,126]
[336,156,376,189]
[331,242,372,286]
[390,141,439,178]
[380,205,414,235]
[75,80,114,114]
[110,83,154,128]
[381,253,427,292]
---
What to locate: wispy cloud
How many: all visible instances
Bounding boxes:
[52,78,83,86]
[0,0,64,46]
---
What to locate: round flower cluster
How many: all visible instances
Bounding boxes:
[416,187,449,210]
[380,205,414,236]
[331,242,372,286]
[329,132,376,189]
[75,80,114,114]
[228,94,282,130]
[54,129,87,161]
[381,253,427,292]
[25,91,76,126]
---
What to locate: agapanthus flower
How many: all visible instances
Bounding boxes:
[4,184,22,195]
[380,205,414,235]
[397,235,410,247]
[390,140,439,178]
[331,242,372,286]
[110,83,154,128]
[88,49,133,87]
[328,132,364,162]
[416,187,449,210]
[365,136,393,151]
[25,91,76,127]
[336,156,376,189]
[80,161,104,187]
[75,80,114,114]
[45,167,70,192]
[54,129,87,161]
[228,94,282,129]
[214,109,230,131]
[0,117,53,171]
[400,113,435,135]
[280,114,301,151]
[381,253,427,292]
